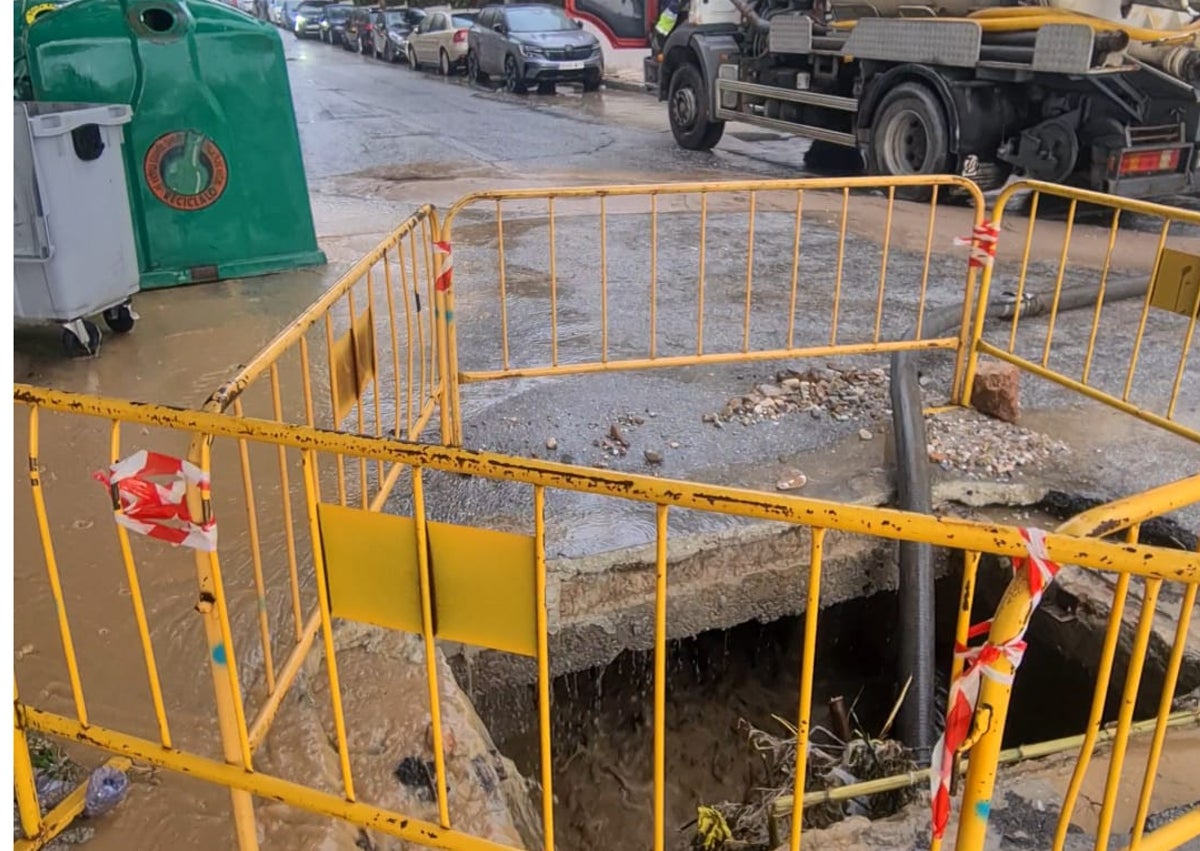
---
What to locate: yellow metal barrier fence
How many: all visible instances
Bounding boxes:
[955,473,1200,851]
[13,385,1200,851]
[13,176,1200,851]
[189,204,450,847]
[964,180,1200,443]
[437,175,987,445]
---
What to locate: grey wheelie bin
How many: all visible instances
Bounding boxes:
[14,102,140,357]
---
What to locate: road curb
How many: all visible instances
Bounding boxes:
[603,76,652,95]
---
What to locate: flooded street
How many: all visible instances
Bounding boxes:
[13,26,1200,851]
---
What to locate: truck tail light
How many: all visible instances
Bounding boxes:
[1119,148,1182,176]
[453,29,467,43]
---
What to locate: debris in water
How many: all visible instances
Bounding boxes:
[84,766,129,818]
[393,756,445,802]
[690,713,918,850]
[13,734,129,845]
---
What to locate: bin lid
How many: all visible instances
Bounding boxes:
[26,103,133,137]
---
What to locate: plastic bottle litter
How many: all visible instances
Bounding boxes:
[84,766,130,818]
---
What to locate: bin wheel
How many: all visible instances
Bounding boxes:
[103,302,137,334]
[62,320,102,358]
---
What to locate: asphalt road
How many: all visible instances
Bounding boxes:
[285,32,819,189]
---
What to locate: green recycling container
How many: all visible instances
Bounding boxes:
[14,0,70,100]
[24,0,326,289]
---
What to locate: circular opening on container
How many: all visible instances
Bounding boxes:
[140,7,176,31]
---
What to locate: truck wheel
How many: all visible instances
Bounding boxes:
[668,62,724,151]
[867,82,950,198]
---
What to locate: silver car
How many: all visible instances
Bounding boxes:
[467,4,603,94]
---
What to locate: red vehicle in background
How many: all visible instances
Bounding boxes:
[564,0,656,48]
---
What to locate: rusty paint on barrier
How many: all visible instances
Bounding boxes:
[14,387,1200,583]
[14,176,1200,851]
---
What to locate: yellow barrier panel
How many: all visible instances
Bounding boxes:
[12,384,1200,851]
[437,175,987,445]
[964,180,1200,443]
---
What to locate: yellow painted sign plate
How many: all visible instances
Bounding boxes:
[317,503,537,657]
[331,308,377,422]
[1151,249,1200,319]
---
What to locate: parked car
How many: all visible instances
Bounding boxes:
[343,5,379,53]
[319,2,352,44]
[292,1,328,38]
[280,0,305,29]
[406,9,479,75]
[268,0,287,24]
[371,7,426,62]
[468,4,602,94]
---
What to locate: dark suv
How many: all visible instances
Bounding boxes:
[319,3,352,45]
[292,1,328,38]
[343,5,378,53]
[467,4,602,94]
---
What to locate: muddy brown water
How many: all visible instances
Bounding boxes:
[471,575,1179,851]
[12,192,1197,849]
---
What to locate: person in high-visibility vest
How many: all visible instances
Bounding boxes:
[651,0,683,52]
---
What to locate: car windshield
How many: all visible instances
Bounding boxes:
[505,6,573,32]
[385,10,419,25]
[451,13,477,27]
[326,6,349,19]
[298,4,323,15]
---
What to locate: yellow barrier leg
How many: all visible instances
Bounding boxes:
[13,689,43,841]
[955,580,1025,851]
[187,436,260,851]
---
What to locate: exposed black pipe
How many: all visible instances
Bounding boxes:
[889,274,1149,760]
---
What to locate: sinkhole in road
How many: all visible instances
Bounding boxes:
[467,569,1182,851]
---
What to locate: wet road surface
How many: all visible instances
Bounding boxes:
[13,28,1200,851]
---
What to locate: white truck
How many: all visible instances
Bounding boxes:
[624,0,1200,197]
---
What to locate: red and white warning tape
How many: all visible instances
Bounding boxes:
[93,450,217,552]
[955,222,1000,270]
[434,240,453,293]
[929,527,1060,839]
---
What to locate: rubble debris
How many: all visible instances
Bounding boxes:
[970,360,1021,423]
[644,449,663,465]
[545,437,558,451]
[712,366,892,428]
[925,409,1067,479]
[690,715,918,850]
[710,365,1067,480]
[776,472,808,492]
